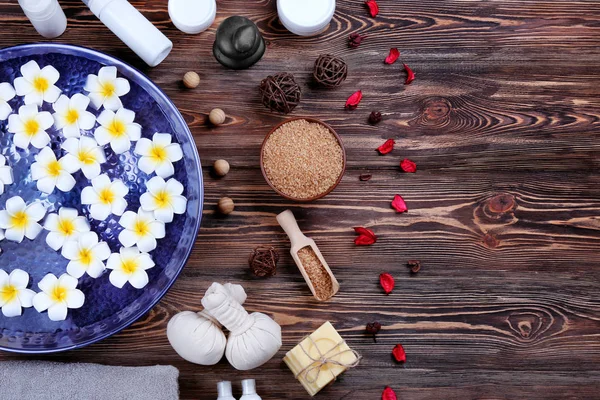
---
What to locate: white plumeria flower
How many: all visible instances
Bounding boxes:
[118,208,165,253]
[44,207,91,251]
[52,93,96,138]
[61,137,106,179]
[94,108,141,154]
[7,104,53,149]
[30,147,78,194]
[0,82,16,120]
[140,176,187,223]
[0,196,45,243]
[106,247,155,289]
[0,269,35,317]
[84,66,130,111]
[81,174,128,221]
[134,133,183,178]
[61,231,110,279]
[13,60,61,106]
[0,155,14,195]
[32,273,84,322]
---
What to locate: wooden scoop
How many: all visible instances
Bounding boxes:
[277,210,339,301]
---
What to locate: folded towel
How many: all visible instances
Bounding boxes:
[0,361,179,400]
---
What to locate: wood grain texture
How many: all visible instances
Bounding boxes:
[1,0,600,399]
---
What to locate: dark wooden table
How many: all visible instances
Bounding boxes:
[2,1,600,399]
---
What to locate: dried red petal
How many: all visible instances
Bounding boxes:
[384,48,400,65]
[365,0,379,18]
[391,194,408,213]
[377,139,395,155]
[354,226,377,245]
[392,344,406,363]
[349,33,364,48]
[400,159,417,173]
[382,387,397,400]
[359,174,372,181]
[403,63,415,85]
[345,90,363,110]
[379,273,395,294]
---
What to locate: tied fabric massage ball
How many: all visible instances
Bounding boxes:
[213,16,266,70]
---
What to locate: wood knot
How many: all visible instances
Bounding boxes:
[412,97,452,128]
[488,194,516,214]
[424,98,451,120]
[483,233,499,248]
[507,312,547,341]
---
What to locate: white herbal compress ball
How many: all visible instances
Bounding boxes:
[167,283,247,365]
[201,282,282,371]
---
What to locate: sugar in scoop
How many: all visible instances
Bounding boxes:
[277,210,339,301]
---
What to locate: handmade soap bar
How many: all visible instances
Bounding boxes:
[283,321,359,397]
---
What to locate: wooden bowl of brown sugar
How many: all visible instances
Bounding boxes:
[260,118,346,201]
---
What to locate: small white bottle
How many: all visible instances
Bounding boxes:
[277,0,335,37]
[240,379,262,400]
[18,0,67,39]
[217,381,237,400]
[82,0,173,67]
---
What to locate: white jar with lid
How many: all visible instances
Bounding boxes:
[277,0,336,37]
[18,0,67,39]
[168,0,217,34]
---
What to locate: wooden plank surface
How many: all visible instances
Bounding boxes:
[1,0,600,398]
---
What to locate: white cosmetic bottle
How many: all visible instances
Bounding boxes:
[18,0,67,39]
[82,0,173,67]
[240,379,262,400]
[216,381,237,400]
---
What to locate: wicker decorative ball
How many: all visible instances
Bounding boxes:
[313,54,348,88]
[259,73,301,114]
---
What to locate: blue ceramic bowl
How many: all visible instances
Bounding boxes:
[0,44,203,353]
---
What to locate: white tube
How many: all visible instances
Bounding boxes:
[19,0,67,39]
[82,0,173,67]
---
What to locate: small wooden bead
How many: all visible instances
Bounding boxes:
[213,159,230,177]
[209,108,226,125]
[183,71,200,89]
[218,197,235,214]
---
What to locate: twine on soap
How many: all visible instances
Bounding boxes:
[294,335,361,384]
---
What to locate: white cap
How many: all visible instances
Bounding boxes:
[277,0,335,36]
[217,381,233,396]
[241,379,256,395]
[169,0,216,34]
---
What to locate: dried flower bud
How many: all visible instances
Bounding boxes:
[366,321,382,342]
[407,260,421,274]
[348,33,364,48]
[369,111,382,124]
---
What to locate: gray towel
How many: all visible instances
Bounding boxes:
[0,361,179,400]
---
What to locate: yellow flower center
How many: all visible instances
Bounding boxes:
[98,187,115,205]
[108,119,126,138]
[100,81,116,98]
[79,248,92,265]
[77,149,96,165]
[46,160,62,178]
[51,285,67,303]
[24,119,40,137]
[11,211,29,229]
[121,258,139,274]
[150,145,167,162]
[0,285,18,303]
[33,76,49,93]
[133,220,150,237]
[65,108,79,125]
[58,218,75,236]
[154,190,170,208]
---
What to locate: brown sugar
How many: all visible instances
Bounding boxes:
[297,246,334,301]
[262,119,344,200]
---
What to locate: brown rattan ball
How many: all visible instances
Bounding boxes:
[249,246,279,277]
[259,73,301,114]
[313,54,348,88]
